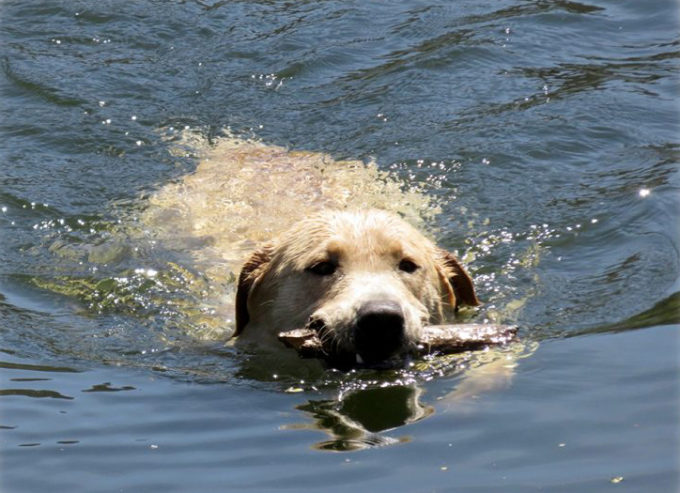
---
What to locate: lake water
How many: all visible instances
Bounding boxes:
[1,1,678,491]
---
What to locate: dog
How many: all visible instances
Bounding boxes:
[143,131,481,367]
[234,208,480,368]
[139,131,523,406]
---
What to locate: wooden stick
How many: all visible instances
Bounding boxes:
[278,324,518,359]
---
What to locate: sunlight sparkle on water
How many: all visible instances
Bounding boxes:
[134,268,158,278]
[638,188,651,198]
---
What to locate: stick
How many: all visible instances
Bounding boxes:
[278,324,518,359]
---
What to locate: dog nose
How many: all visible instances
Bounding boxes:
[353,300,405,364]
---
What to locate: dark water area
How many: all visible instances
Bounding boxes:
[1,0,679,491]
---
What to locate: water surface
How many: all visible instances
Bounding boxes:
[1,0,678,491]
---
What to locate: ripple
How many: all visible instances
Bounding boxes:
[0,388,74,400]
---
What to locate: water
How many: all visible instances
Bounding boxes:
[1,0,678,491]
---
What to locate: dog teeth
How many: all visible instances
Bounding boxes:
[355,354,364,365]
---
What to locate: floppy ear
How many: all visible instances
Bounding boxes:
[436,248,480,309]
[234,244,273,336]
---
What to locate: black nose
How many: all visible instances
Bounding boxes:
[353,301,405,364]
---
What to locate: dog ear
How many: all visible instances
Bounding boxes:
[436,248,480,309]
[234,244,273,336]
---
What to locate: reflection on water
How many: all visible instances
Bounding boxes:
[273,339,534,451]
[292,385,432,451]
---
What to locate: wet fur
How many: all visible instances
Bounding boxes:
[235,209,479,359]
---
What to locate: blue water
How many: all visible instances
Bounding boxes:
[1,0,679,491]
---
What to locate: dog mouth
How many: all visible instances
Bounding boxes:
[321,343,415,371]
[315,301,415,369]
[288,318,416,371]
[319,345,414,371]
[278,322,519,371]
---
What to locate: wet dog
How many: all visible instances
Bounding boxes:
[235,209,479,368]
[142,132,481,367]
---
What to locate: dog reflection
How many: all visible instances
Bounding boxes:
[286,384,432,451]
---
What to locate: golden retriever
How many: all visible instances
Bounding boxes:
[234,209,479,368]
[143,131,483,368]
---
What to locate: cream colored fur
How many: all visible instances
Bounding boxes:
[143,131,478,361]
[235,209,479,358]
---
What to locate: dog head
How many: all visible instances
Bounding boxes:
[235,210,479,367]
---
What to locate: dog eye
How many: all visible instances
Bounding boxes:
[306,261,337,276]
[398,259,419,273]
